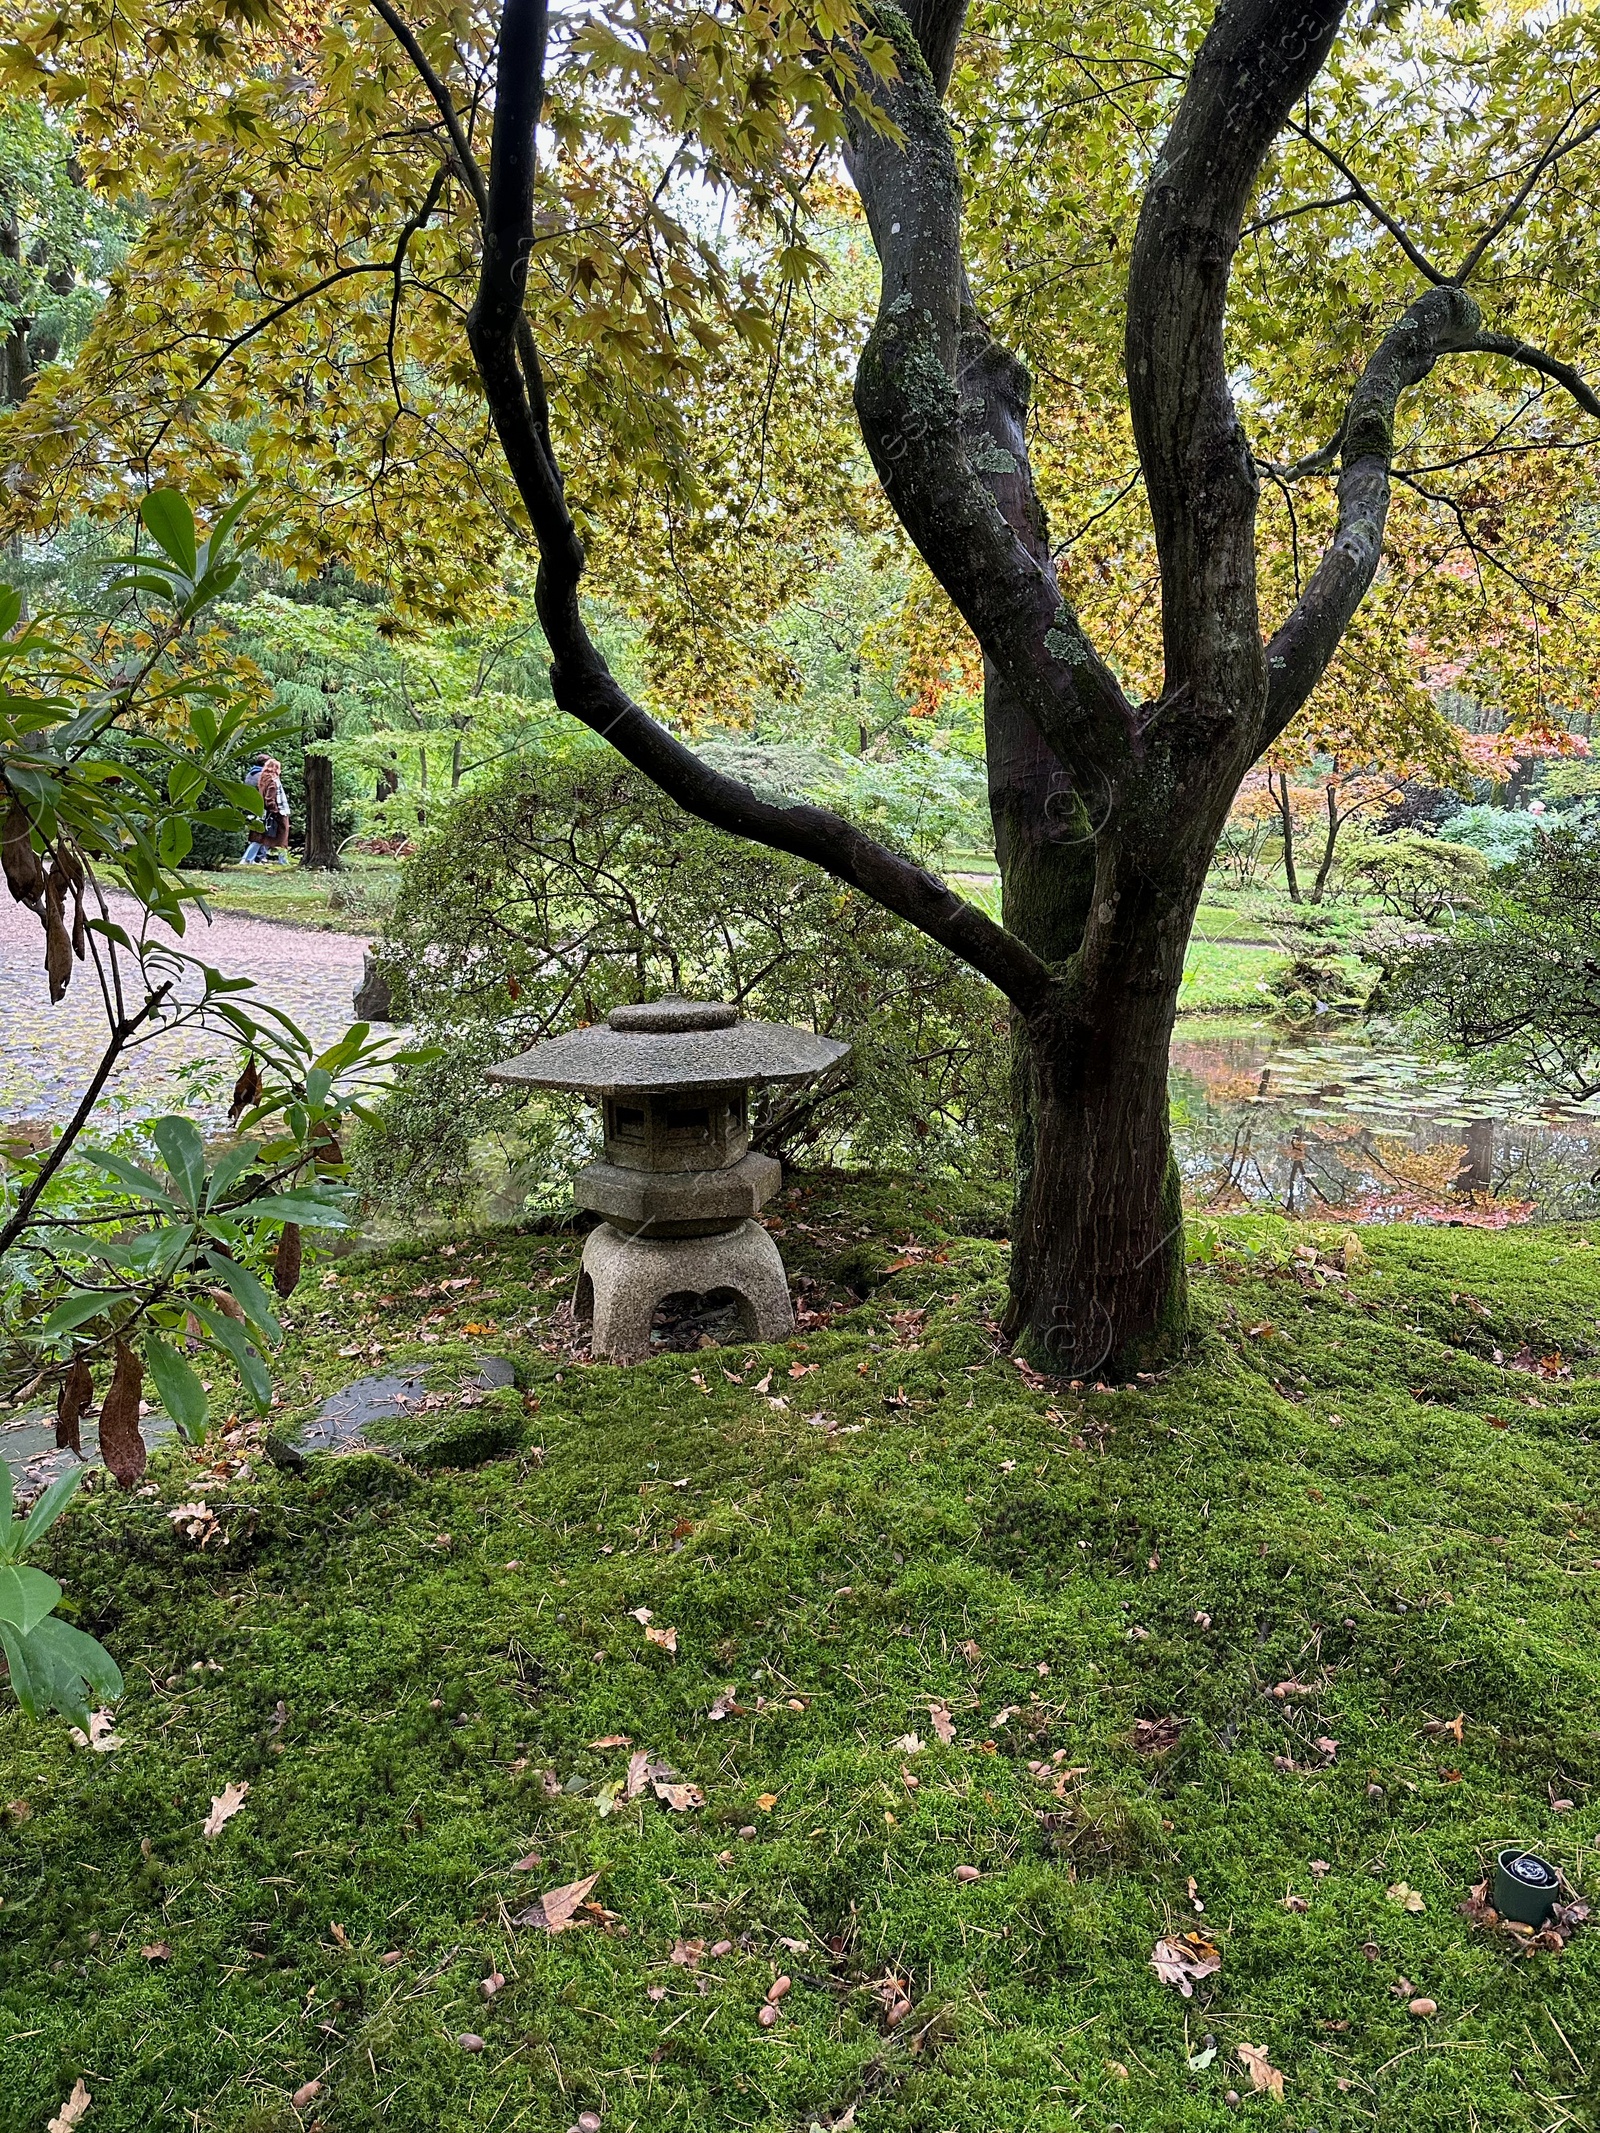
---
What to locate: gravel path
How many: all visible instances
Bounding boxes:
[1,890,372,1127]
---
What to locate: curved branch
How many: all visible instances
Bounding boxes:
[1285,119,1451,286]
[1452,102,1600,284]
[1260,284,1483,746]
[1464,333,1600,423]
[369,0,489,217]
[454,0,1056,1014]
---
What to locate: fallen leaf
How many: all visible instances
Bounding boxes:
[893,1732,924,1753]
[929,1703,955,1745]
[1237,2042,1285,2100]
[140,1940,171,1961]
[651,1775,705,1812]
[511,1850,544,1872]
[1150,1932,1222,1997]
[516,1872,600,1933]
[755,1792,778,1812]
[47,2080,92,2132]
[589,1733,632,1748]
[708,1690,745,1721]
[629,1606,653,1625]
[1134,1715,1183,1753]
[202,1782,250,1838]
[1188,2043,1218,2071]
[625,1749,651,1800]
[68,1709,123,1754]
[644,1625,678,1654]
[1386,1881,1426,1913]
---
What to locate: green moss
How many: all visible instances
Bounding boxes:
[3,1184,1599,2129]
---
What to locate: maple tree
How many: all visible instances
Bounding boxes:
[6,0,1600,1369]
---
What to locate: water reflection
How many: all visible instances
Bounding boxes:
[1171,1019,1600,1223]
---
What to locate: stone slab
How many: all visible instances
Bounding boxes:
[574,1149,780,1233]
[488,1018,848,1097]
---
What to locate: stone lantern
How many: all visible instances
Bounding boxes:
[487,999,848,1362]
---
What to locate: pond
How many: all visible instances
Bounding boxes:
[6,894,1596,1226]
[1172,1014,1600,1223]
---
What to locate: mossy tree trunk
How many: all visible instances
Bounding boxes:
[442,0,1594,1375]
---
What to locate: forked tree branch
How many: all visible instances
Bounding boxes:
[1127,0,1348,709]
[847,2,1140,793]
[1259,296,1600,746]
[378,0,1058,1013]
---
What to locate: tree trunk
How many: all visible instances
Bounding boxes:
[1272,772,1301,901]
[1003,846,1205,1375]
[1308,784,1341,902]
[302,748,341,869]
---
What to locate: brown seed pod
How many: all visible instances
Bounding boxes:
[273,1221,303,1298]
[44,873,72,1003]
[1,799,45,911]
[56,1355,95,1456]
[229,1056,263,1126]
[98,1339,146,1488]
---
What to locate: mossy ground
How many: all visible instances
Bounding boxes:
[4,1180,1599,2132]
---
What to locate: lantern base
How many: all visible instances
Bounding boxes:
[576,1219,795,1364]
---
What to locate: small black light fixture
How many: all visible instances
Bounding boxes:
[1493,1848,1560,1928]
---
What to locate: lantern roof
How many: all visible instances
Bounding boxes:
[486,997,850,1097]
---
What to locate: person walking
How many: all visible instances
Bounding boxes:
[242,757,291,864]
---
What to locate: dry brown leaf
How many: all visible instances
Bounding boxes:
[97,1339,146,1489]
[202,1781,250,1838]
[511,1850,543,1872]
[589,1733,632,1748]
[273,1222,304,1299]
[929,1703,955,1745]
[628,1606,653,1624]
[755,1792,779,1812]
[229,1056,263,1126]
[517,1872,599,1933]
[140,1941,170,1962]
[625,1749,651,1800]
[56,1355,93,1457]
[1237,2042,1285,2100]
[46,2079,92,2133]
[652,1780,705,1812]
[1150,1932,1222,1997]
[644,1625,678,1654]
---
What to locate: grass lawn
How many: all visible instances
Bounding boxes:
[5,1180,1599,2131]
[178,859,401,935]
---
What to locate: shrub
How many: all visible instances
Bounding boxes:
[1384,824,1600,1101]
[353,746,1011,1217]
[1339,830,1488,920]
[1440,803,1542,868]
